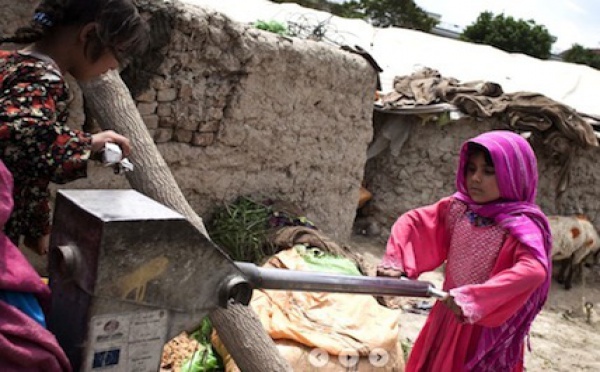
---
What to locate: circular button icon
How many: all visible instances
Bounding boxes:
[309,348,329,368]
[369,348,390,367]
[338,348,359,368]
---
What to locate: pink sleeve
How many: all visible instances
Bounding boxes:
[0,161,14,227]
[379,197,453,279]
[450,243,546,327]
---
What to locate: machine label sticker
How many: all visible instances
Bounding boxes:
[92,349,121,368]
[85,310,168,371]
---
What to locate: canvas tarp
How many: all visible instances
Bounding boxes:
[188,0,600,118]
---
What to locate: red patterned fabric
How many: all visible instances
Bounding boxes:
[0,50,92,242]
[446,201,505,290]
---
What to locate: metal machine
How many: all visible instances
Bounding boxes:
[47,189,445,372]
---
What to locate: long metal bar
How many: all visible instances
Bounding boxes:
[235,262,447,299]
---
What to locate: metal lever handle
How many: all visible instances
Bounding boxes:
[235,262,448,299]
[400,276,448,299]
[218,274,253,308]
[426,286,448,299]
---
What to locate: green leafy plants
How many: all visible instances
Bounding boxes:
[461,12,556,59]
[253,20,289,36]
[209,197,275,263]
[180,318,223,372]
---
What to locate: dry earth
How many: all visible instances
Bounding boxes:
[22,235,600,371]
[348,234,600,372]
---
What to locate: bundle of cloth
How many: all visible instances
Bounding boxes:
[0,161,71,372]
[212,234,404,371]
[379,67,599,194]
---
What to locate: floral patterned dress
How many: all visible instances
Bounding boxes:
[0,50,92,243]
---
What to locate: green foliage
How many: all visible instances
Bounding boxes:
[209,197,275,263]
[180,350,220,372]
[562,44,600,70]
[270,0,364,19]
[270,0,338,12]
[461,11,556,59]
[190,317,214,345]
[181,318,223,372]
[253,20,289,36]
[353,0,439,31]
[270,0,438,31]
[329,1,363,19]
[400,338,413,363]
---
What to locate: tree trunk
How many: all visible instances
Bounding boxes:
[79,71,208,237]
[79,70,291,372]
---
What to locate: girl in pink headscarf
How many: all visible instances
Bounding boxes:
[377,130,552,372]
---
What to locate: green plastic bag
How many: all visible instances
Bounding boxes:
[253,20,289,36]
[294,245,361,276]
[180,347,219,372]
[180,318,223,372]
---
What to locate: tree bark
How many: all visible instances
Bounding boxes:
[79,70,291,372]
[79,71,208,237]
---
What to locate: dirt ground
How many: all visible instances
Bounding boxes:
[348,234,600,372]
[23,234,600,371]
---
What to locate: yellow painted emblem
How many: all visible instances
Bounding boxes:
[116,256,169,302]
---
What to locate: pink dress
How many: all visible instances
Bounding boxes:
[380,197,546,372]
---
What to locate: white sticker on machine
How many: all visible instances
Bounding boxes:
[83,310,168,372]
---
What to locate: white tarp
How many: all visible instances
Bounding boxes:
[186,0,600,117]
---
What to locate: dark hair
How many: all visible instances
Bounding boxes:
[1,0,149,63]
[467,142,493,166]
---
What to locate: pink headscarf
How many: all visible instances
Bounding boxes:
[453,130,552,370]
[454,130,552,270]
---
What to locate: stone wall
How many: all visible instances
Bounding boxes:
[9,1,599,245]
[1,1,376,240]
[362,112,600,240]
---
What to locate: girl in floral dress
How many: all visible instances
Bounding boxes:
[0,1,147,370]
[0,0,148,254]
[378,130,552,371]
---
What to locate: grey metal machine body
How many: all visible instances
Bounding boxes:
[48,190,242,372]
[47,189,446,371]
